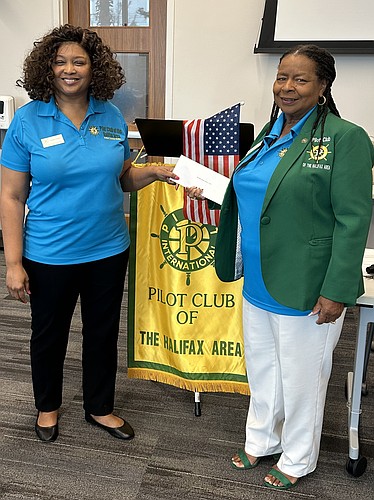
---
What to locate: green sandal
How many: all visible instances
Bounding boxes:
[231,449,261,470]
[263,467,299,490]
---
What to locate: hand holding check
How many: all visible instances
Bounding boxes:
[172,155,229,204]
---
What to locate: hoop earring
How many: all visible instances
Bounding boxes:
[318,95,327,106]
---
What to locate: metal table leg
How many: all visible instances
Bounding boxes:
[346,306,371,476]
[361,323,374,395]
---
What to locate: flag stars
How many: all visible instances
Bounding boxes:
[204,104,240,155]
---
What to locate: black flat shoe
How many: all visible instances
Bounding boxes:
[35,415,59,442]
[85,412,134,440]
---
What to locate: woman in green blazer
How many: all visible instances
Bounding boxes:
[188,45,374,490]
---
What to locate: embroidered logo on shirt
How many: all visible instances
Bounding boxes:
[89,126,100,136]
[88,125,123,140]
[278,148,288,158]
[100,126,123,141]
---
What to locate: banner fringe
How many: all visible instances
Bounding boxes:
[127,368,250,396]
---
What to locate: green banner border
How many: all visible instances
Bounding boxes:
[127,189,248,386]
[127,191,138,363]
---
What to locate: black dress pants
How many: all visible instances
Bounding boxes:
[23,250,129,415]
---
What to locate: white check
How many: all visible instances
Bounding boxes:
[173,155,230,205]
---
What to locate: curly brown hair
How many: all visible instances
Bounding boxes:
[16,24,125,102]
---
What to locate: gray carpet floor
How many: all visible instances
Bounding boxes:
[0,249,373,499]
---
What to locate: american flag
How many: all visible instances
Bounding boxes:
[182,104,241,226]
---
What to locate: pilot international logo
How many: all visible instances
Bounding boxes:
[89,125,123,140]
[151,206,217,285]
[307,144,332,162]
[89,126,100,136]
[303,138,333,170]
[307,137,332,162]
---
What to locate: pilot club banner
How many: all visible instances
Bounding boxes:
[127,176,249,395]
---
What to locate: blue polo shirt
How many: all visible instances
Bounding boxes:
[1,96,131,264]
[234,108,315,315]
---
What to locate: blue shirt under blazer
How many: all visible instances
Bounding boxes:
[214,108,374,311]
[234,108,314,315]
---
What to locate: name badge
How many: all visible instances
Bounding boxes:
[41,134,65,148]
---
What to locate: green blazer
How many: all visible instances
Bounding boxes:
[214,109,374,310]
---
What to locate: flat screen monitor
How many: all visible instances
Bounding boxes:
[135,118,254,160]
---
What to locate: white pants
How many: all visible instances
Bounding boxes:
[242,299,345,477]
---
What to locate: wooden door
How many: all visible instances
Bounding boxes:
[68,0,167,150]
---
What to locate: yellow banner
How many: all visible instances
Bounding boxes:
[127,177,249,395]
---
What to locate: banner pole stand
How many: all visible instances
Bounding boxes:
[194,391,202,417]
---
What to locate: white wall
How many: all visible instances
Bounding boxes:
[0,0,67,107]
[167,0,374,137]
[0,0,67,235]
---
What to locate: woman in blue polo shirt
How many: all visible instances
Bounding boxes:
[0,24,177,443]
